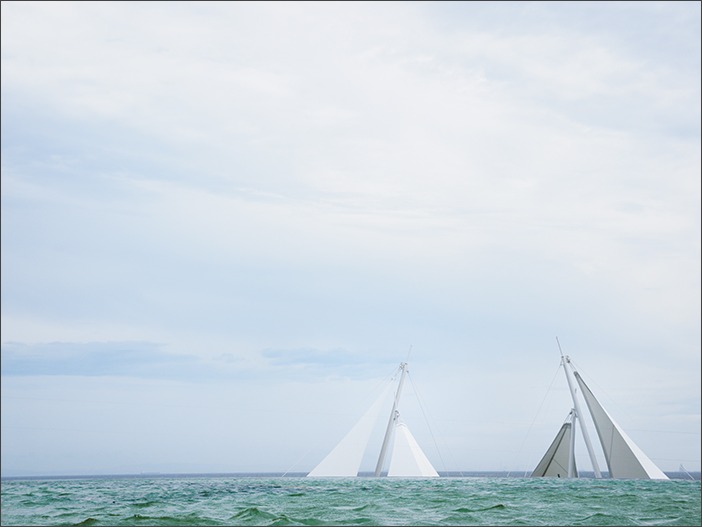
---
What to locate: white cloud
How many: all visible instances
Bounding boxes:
[1,1,699,475]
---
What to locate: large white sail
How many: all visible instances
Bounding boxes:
[307,382,392,477]
[307,361,439,478]
[533,351,669,481]
[531,420,576,478]
[387,422,439,477]
[574,372,668,480]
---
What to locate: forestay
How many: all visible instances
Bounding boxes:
[307,382,392,477]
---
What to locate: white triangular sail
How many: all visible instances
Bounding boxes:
[531,420,577,478]
[679,464,695,480]
[307,382,391,477]
[534,351,669,481]
[574,371,669,480]
[387,421,439,477]
[307,361,439,478]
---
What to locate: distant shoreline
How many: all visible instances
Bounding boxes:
[2,471,700,481]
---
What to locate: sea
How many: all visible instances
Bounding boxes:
[1,472,700,526]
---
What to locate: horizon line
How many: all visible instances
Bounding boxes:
[2,470,699,481]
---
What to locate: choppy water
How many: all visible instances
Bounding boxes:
[1,475,700,526]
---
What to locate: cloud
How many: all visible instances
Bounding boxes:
[262,347,362,366]
[261,347,397,380]
[0,340,401,383]
[1,341,197,378]
[1,2,699,475]
[1,3,698,360]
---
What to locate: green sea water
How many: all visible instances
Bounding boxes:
[1,475,700,526]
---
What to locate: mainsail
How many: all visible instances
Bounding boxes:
[307,362,439,478]
[574,372,668,480]
[306,383,392,477]
[532,350,668,480]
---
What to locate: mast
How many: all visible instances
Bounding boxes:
[567,408,577,478]
[559,350,602,478]
[374,362,408,476]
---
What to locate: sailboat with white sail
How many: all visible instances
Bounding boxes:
[679,464,695,480]
[307,362,439,478]
[532,343,668,480]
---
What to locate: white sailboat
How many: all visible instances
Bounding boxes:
[679,464,695,480]
[532,347,668,480]
[307,362,439,478]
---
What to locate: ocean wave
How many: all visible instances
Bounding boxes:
[453,503,506,513]
[72,518,99,526]
[571,512,637,526]
[1,476,698,526]
[230,506,278,523]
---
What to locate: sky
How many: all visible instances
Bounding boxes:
[1,1,700,477]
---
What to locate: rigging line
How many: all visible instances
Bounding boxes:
[346,363,399,416]
[568,357,617,404]
[568,356,643,429]
[366,363,400,405]
[507,362,563,478]
[407,371,454,476]
[654,457,702,462]
[295,364,398,477]
[627,429,701,436]
[679,465,696,480]
[282,443,317,477]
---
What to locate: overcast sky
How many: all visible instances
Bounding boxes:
[1,1,700,477]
